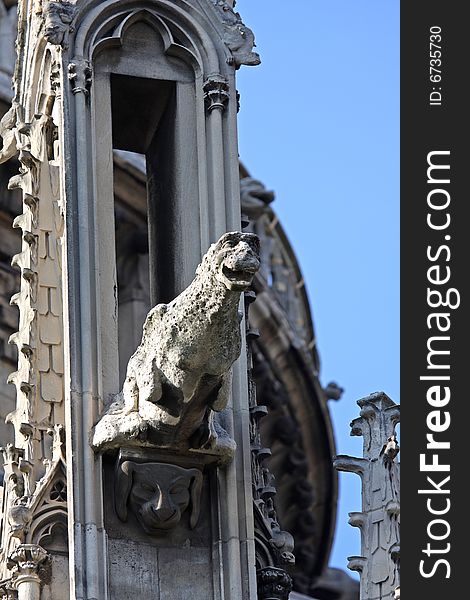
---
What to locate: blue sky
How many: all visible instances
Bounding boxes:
[236,0,399,574]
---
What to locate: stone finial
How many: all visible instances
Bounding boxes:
[212,1,261,67]
[92,232,260,463]
[324,381,344,401]
[67,60,92,95]
[334,392,400,600]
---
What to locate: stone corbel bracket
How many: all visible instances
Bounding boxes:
[113,449,204,535]
[0,104,18,164]
[7,543,50,598]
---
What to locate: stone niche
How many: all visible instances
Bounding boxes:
[103,449,216,600]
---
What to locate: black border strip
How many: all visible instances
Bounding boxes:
[401,3,466,597]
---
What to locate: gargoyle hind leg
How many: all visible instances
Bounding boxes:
[211,371,232,413]
[189,408,215,450]
[190,372,232,450]
[122,367,140,414]
[122,357,163,415]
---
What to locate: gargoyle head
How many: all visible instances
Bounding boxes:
[115,461,203,533]
[206,231,260,292]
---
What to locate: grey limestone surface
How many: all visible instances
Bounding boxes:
[108,538,213,600]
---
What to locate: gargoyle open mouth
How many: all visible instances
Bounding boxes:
[221,265,256,289]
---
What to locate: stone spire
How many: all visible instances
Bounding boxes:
[334,392,400,600]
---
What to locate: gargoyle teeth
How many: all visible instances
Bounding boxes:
[222,265,253,285]
[223,266,245,279]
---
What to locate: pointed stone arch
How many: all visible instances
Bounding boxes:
[72,0,230,76]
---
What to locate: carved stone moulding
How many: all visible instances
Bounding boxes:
[113,448,206,536]
[203,76,230,112]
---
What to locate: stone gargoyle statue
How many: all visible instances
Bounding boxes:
[91,231,260,460]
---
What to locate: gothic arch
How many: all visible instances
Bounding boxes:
[72,0,230,76]
[27,508,68,551]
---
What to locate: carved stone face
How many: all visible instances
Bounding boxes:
[115,461,203,534]
[215,232,260,291]
[43,3,75,46]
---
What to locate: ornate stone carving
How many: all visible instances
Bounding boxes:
[0,581,16,600]
[67,60,92,95]
[256,567,292,600]
[43,0,75,46]
[115,460,203,533]
[203,76,230,113]
[7,544,49,597]
[0,105,17,164]
[2,53,66,536]
[334,392,400,600]
[92,232,260,460]
[212,1,261,67]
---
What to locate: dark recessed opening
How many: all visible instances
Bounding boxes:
[111,74,174,154]
[111,73,180,382]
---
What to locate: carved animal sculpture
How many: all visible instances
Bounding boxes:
[223,23,261,67]
[115,461,203,533]
[214,1,261,67]
[92,231,260,456]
